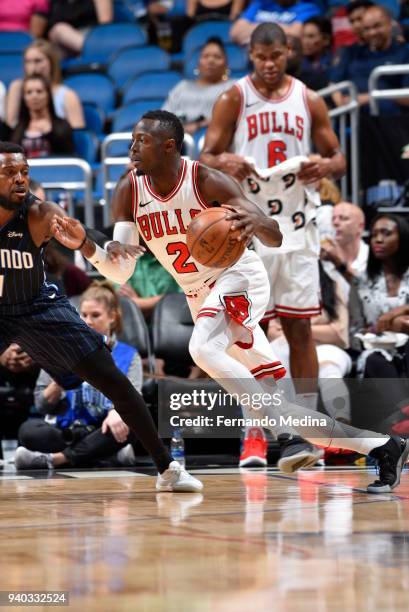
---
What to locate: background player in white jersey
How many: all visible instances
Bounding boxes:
[200,22,346,464]
[52,110,409,493]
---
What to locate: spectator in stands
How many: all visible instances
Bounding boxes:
[0,0,48,35]
[46,0,113,56]
[230,0,321,46]
[6,39,85,129]
[321,202,369,278]
[354,214,409,431]
[286,34,329,90]
[187,0,246,21]
[15,281,143,470]
[10,74,75,158]
[0,344,40,439]
[331,5,409,112]
[301,16,332,88]
[347,0,375,43]
[162,37,234,135]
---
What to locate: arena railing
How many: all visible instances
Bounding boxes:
[28,157,94,227]
[368,65,409,116]
[317,80,359,205]
[100,132,196,227]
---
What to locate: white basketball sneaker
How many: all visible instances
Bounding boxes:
[156,461,204,492]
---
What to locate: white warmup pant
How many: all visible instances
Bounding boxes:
[185,251,387,455]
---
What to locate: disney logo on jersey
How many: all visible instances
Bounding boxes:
[7,231,23,238]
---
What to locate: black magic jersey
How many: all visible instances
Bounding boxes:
[0,193,46,315]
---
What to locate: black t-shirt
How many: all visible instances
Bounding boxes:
[48,0,97,29]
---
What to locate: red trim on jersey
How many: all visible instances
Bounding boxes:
[197,306,222,319]
[251,362,287,381]
[192,162,209,209]
[233,82,244,127]
[144,158,187,202]
[274,303,322,319]
[302,84,312,123]
[246,75,296,105]
[129,170,139,221]
[275,303,322,313]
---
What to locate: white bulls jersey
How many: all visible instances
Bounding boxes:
[232,75,321,252]
[242,156,320,254]
[129,158,249,294]
[231,75,312,166]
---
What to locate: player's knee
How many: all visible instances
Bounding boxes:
[189,333,214,369]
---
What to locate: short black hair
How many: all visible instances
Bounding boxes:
[367,213,409,280]
[202,36,227,58]
[303,16,332,38]
[141,109,184,152]
[346,0,374,16]
[0,142,24,155]
[250,23,287,48]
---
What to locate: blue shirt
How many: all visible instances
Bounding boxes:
[241,0,321,25]
[331,41,409,113]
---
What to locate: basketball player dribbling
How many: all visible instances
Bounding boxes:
[200,22,345,465]
[52,110,409,493]
[0,141,203,492]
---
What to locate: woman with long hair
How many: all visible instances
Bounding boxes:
[15,282,143,470]
[355,213,409,433]
[11,74,74,158]
[6,39,85,129]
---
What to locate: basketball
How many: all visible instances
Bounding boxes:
[187,208,246,268]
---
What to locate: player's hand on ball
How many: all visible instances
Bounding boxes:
[49,215,86,250]
[106,241,145,263]
[222,203,260,243]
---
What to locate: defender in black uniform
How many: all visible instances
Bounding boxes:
[0,141,202,492]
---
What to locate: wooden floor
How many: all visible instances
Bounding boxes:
[1,465,409,612]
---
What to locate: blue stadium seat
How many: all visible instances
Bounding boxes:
[64,73,115,114]
[73,129,99,165]
[81,23,147,64]
[184,43,248,79]
[122,70,181,104]
[0,53,23,87]
[182,21,232,57]
[111,100,165,132]
[108,46,171,90]
[0,31,32,53]
[82,103,106,135]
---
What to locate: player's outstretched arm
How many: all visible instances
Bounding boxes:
[49,215,144,284]
[197,164,282,247]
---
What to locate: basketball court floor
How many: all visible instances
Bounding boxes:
[1,463,408,611]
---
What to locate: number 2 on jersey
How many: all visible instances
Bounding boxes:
[167,242,198,274]
[0,275,3,298]
[268,140,287,166]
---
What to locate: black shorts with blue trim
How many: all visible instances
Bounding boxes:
[0,285,104,388]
